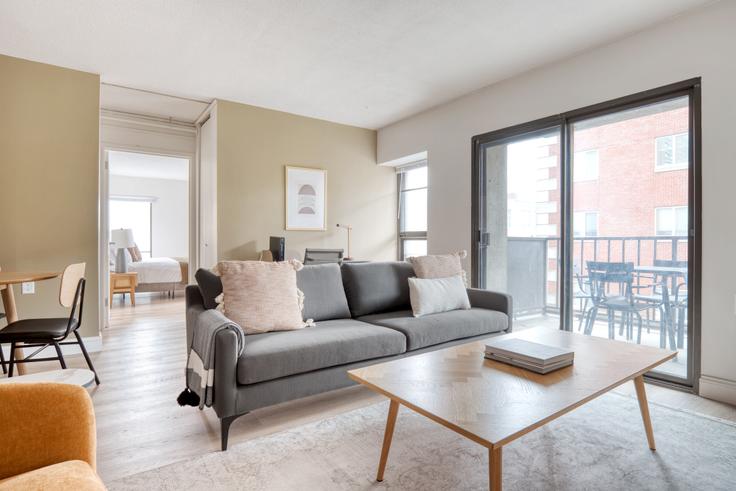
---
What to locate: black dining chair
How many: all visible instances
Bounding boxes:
[0,263,100,384]
[583,261,667,345]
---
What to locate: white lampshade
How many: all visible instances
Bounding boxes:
[111,228,135,249]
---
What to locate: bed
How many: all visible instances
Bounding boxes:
[127,257,188,297]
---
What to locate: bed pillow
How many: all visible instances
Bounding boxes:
[407,250,467,285]
[216,260,309,334]
[128,244,142,262]
[195,268,223,310]
[408,275,470,317]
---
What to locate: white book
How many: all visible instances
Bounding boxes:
[485,338,574,366]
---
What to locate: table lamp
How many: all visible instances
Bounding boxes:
[336,223,353,260]
[111,228,135,273]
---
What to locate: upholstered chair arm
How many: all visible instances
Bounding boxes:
[466,288,513,332]
[0,383,96,480]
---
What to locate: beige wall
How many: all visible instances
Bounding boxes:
[0,55,100,337]
[216,100,396,262]
[377,2,736,401]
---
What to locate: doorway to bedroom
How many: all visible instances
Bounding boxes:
[106,150,190,311]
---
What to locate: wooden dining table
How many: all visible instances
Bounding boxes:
[0,271,61,375]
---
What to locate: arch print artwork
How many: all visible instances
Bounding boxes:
[285,166,326,230]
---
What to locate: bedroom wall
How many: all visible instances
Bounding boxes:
[376,1,736,402]
[216,100,396,262]
[0,54,100,338]
[109,175,189,258]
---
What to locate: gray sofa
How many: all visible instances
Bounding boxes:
[185,261,512,450]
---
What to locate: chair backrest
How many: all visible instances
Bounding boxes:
[304,248,344,265]
[59,263,86,308]
[586,261,635,300]
[59,263,86,338]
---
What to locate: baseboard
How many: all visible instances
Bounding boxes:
[1,336,103,359]
[699,375,736,406]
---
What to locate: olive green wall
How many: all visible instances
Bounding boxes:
[216,100,396,262]
[0,54,100,337]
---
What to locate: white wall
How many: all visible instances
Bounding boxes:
[377,1,736,402]
[109,175,189,258]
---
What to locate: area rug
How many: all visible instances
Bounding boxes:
[109,393,736,490]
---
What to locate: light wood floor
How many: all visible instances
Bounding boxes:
[5,294,736,483]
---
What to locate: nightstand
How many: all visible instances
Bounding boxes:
[110,271,138,306]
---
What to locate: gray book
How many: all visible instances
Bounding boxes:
[485,352,573,374]
[485,338,574,366]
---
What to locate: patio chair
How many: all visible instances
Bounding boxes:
[573,272,593,331]
[634,259,687,349]
[583,261,667,345]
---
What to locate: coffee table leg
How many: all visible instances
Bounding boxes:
[376,399,399,482]
[634,375,656,450]
[489,446,502,490]
[1,284,26,375]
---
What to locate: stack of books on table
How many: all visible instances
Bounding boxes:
[484,338,574,374]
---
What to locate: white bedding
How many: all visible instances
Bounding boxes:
[129,257,182,284]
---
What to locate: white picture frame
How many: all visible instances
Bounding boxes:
[285,166,327,231]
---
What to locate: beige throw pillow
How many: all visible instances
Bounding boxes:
[215,260,309,334]
[407,250,467,284]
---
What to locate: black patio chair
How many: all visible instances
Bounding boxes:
[583,261,667,345]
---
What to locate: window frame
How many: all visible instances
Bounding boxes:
[109,196,154,258]
[573,148,599,182]
[573,210,599,237]
[655,132,689,172]
[397,163,428,260]
[654,205,688,236]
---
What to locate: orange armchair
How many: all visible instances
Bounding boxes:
[0,383,105,490]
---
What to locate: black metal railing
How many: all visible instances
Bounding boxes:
[508,235,687,315]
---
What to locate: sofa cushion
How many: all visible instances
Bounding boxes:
[237,319,406,385]
[0,460,105,491]
[341,261,415,317]
[297,264,351,322]
[359,308,508,351]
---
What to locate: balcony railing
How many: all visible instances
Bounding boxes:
[507,235,688,316]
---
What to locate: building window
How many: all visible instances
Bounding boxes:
[655,133,688,171]
[655,206,688,236]
[109,198,153,258]
[398,164,427,259]
[573,149,599,182]
[573,211,598,237]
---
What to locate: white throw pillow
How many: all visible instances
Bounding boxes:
[408,275,471,317]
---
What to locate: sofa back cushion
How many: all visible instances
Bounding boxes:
[341,261,415,317]
[297,263,351,322]
[194,268,223,310]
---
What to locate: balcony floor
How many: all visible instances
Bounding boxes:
[514,313,687,379]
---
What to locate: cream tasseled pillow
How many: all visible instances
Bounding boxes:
[407,250,468,284]
[215,260,310,334]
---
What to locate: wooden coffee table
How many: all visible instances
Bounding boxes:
[348,327,676,490]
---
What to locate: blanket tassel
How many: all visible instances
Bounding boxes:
[177,388,200,407]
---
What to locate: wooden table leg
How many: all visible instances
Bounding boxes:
[634,375,656,450]
[376,399,399,482]
[489,446,502,490]
[0,284,26,375]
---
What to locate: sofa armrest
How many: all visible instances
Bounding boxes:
[466,288,513,332]
[213,329,240,418]
[0,383,96,480]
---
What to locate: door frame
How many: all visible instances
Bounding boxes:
[98,136,198,328]
[470,78,702,391]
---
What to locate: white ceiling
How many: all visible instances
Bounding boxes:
[109,151,189,181]
[0,0,713,129]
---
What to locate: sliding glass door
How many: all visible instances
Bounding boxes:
[472,80,700,387]
[473,125,563,331]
